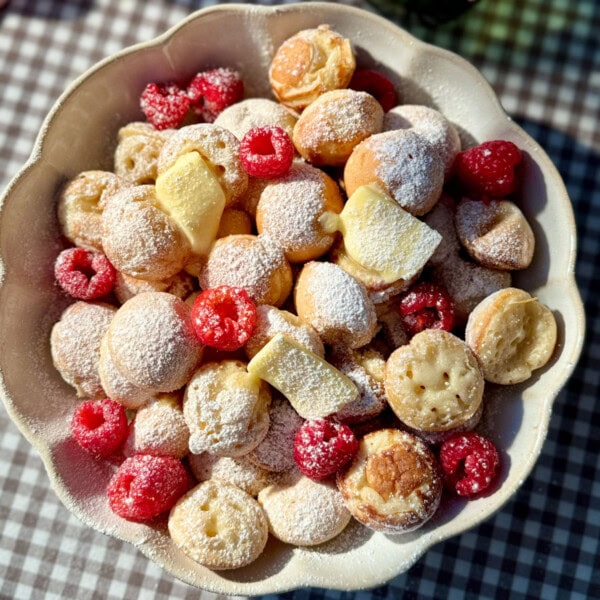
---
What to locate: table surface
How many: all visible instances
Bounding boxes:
[0,1,598,599]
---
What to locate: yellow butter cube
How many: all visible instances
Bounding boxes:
[155,151,226,255]
[247,334,358,419]
[339,184,441,284]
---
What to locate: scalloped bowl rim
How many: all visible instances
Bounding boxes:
[0,2,585,595]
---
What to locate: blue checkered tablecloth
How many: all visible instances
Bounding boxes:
[0,1,598,599]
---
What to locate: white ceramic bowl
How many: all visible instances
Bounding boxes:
[0,2,585,594]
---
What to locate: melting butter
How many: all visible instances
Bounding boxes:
[155,151,225,255]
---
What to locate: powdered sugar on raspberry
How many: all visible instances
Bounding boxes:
[140,83,191,130]
[294,418,358,479]
[107,454,188,521]
[440,432,500,496]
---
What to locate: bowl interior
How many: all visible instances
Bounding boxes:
[0,2,584,595]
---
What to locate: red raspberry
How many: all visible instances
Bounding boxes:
[187,67,244,122]
[71,398,128,458]
[453,140,522,199]
[107,454,188,521]
[54,247,116,300]
[439,432,500,497]
[294,418,359,480]
[349,69,398,112]
[140,82,191,130]
[398,281,455,337]
[190,286,256,351]
[239,125,294,179]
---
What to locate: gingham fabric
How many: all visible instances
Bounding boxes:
[0,0,598,598]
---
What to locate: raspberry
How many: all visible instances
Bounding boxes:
[239,126,294,179]
[294,418,359,480]
[107,454,188,521]
[453,140,522,199]
[190,286,256,351]
[54,247,116,300]
[71,398,128,458]
[439,432,500,497]
[398,281,455,337]
[140,82,191,130]
[187,67,244,122]
[349,69,398,112]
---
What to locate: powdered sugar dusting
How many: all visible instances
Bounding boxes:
[423,200,460,266]
[257,163,339,261]
[248,394,304,472]
[246,304,324,359]
[455,199,534,270]
[183,362,270,457]
[198,234,290,305]
[370,130,444,215]
[299,262,377,348]
[101,185,189,281]
[329,347,387,424]
[57,170,121,251]
[157,123,248,204]
[50,301,117,399]
[258,470,351,546]
[107,292,201,391]
[383,104,461,175]
[340,185,441,282]
[294,89,383,165]
[98,331,155,409]
[123,394,189,458]
[214,98,296,140]
[432,256,511,321]
[188,452,272,497]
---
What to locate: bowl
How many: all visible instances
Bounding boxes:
[0,2,585,594]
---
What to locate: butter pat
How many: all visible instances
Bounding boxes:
[247,334,358,419]
[155,151,226,255]
[338,184,441,283]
